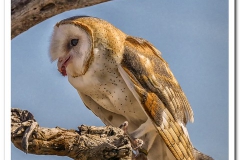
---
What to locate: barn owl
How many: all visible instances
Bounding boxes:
[49,16,212,160]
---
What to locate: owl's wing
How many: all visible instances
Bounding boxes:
[118,36,194,160]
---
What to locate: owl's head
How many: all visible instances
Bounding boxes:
[49,16,126,78]
[49,16,94,77]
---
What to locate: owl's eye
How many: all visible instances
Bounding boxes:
[70,39,79,46]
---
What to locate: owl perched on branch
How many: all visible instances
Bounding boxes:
[49,16,212,160]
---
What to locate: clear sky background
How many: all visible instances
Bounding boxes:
[11,0,229,160]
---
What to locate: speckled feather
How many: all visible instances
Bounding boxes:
[50,16,195,160]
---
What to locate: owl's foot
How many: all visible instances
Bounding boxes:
[131,142,148,160]
[119,121,129,134]
[132,138,144,150]
[119,121,144,156]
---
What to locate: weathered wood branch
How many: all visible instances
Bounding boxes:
[11,108,132,160]
[11,0,111,39]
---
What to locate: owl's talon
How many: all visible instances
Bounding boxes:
[132,138,144,150]
[119,121,129,134]
[132,141,147,160]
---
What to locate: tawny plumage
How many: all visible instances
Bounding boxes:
[49,16,211,160]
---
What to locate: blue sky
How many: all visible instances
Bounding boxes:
[11,0,229,159]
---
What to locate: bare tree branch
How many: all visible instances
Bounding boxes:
[11,108,132,160]
[11,0,110,39]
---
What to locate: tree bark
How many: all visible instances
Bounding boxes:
[11,108,132,160]
[11,0,110,39]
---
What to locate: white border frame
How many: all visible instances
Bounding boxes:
[5,0,11,159]
[229,0,236,159]
[5,0,236,160]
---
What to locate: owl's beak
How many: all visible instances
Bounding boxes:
[57,54,71,76]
